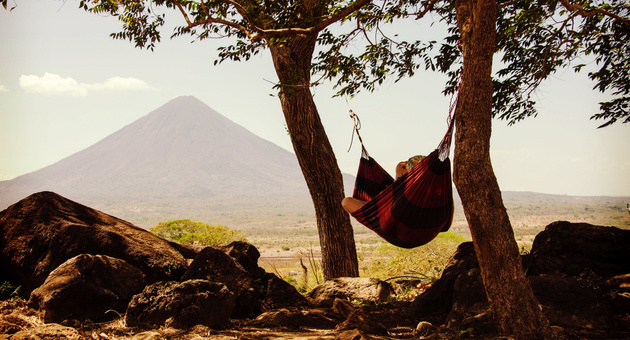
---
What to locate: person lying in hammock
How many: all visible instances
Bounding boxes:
[341,155,426,214]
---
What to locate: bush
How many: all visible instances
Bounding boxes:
[0,281,20,300]
[362,232,466,281]
[149,219,246,247]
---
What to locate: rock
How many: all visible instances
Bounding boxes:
[605,274,630,315]
[416,321,435,336]
[335,309,388,335]
[332,298,356,319]
[529,274,617,330]
[411,226,625,335]
[608,292,630,319]
[251,308,306,329]
[603,273,630,292]
[308,278,394,307]
[526,221,630,283]
[0,192,187,294]
[445,268,494,334]
[167,241,201,260]
[410,242,479,319]
[219,241,266,279]
[28,254,146,323]
[132,331,164,340]
[125,279,235,329]
[0,314,28,335]
[182,246,261,317]
[9,323,82,340]
[262,272,311,310]
[412,223,630,331]
[251,308,337,329]
[336,329,370,340]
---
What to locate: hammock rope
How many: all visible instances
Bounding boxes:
[347,110,369,157]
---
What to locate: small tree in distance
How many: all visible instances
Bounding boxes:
[150,219,246,247]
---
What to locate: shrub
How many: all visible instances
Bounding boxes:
[0,281,20,299]
[362,232,467,281]
[149,219,246,247]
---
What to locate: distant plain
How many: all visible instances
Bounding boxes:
[92,190,630,281]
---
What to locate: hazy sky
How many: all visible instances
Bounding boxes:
[1,1,628,197]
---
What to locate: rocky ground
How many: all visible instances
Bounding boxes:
[1,192,630,339]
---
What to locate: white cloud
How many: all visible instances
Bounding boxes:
[19,73,155,96]
[20,73,86,96]
[87,76,155,91]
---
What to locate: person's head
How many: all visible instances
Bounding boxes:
[406,155,426,170]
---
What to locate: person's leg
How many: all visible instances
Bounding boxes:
[341,197,367,214]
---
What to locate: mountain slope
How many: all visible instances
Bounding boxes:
[0,96,309,209]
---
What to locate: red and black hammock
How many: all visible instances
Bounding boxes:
[348,113,456,248]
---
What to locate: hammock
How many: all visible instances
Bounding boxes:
[347,42,462,248]
[347,110,456,249]
[350,85,461,248]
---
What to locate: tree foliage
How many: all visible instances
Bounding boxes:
[74,0,628,126]
[149,219,246,246]
[495,0,630,127]
[78,0,370,57]
[316,0,629,127]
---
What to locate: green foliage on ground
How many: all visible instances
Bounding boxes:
[359,232,466,282]
[149,219,246,247]
[0,281,21,300]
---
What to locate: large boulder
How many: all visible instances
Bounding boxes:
[529,274,618,330]
[182,246,261,317]
[442,270,621,334]
[0,191,187,293]
[410,222,630,337]
[125,279,235,329]
[526,221,630,282]
[409,241,479,319]
[28,254,146,323]
[307,278,394,307]
[261,272,311,310]
[219,241,266,279]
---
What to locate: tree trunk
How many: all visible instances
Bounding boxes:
[453,0,553,338]
[268,33,359,279]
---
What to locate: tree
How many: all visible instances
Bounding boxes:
[74,0,375,279]
[455,4,628,335]
[317,0,627,338]
[452,0,554,337]
[149,219,247,246]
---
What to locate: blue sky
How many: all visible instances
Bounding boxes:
[1,1,628,197]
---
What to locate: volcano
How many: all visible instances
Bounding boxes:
[0,96,312,227]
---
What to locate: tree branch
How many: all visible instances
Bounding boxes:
[409,0,441,20]
[177,0,372,41]
[558,0,630,29]
[174,0,258,40]
[312,0,372,32]
[173,0,193,26]
[223,0,262,34]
